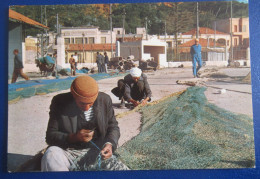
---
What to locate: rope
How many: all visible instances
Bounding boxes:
[89,140,102,170]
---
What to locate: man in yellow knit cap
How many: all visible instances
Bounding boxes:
[41,76,128,171]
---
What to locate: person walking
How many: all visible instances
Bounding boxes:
[11,49,30,83]
[190,39,202,78]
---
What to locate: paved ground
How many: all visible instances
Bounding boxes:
[7,66,253,171]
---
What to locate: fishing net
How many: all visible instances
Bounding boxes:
[8,73,126,103]
[117,86,255,170]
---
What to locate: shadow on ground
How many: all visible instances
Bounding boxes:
[220,159,255,168]
[7,153,33,172]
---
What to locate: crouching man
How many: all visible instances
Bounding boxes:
[112,67,152,108]
[41,76,128,171]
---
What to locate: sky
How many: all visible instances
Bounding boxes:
[236,0,248,3]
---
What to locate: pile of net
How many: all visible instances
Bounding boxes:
[117,87,255,169]
[8,73,125,103]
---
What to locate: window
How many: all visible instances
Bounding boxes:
[227,40,229,46]
[234,25,237,32]
[101,37,106,44]
[89,37,95,44]
[85,38,88,44]
[64,38,70,45]
[117,30,121,34]
[234,38,238,46]
[75,38,83,44]
[242,25,247,32]
[71,38,74,44]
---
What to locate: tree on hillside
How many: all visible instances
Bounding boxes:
[164,2,194,60]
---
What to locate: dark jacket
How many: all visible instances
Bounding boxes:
[46,92,120,152]
[105,55,109,64]
[124,73,152,101]
[14,54,23,69]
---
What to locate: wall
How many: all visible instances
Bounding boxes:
[8,22,23,79]
[23,38,39,72]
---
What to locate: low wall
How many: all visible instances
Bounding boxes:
[159,61,228,69]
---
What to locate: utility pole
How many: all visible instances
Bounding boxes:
[214,21,216,48]
[40,6,44,57]
[122,8,126,42]
[145,17,148,40]
[110,4,113,58]
[82,33,85,62]
[164,21,167,42]
[196,2,199,39]
[56,13,59,78]
[230,0,233,62]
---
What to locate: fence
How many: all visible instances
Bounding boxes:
[167,47,228,62]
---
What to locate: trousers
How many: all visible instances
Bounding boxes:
[192,56,202,77]
[11,68,29,83]
[41,146,129,171]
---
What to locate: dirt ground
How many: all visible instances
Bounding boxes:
[7,66,253,171]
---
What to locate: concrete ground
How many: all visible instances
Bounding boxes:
[7,66,253,171]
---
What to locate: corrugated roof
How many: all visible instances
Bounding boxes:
[183,27,228,35]
[67,44,116,51]
[9,9,48,29]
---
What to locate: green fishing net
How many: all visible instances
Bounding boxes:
[117,87,255,170]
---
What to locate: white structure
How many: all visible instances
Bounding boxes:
[119,37,167,68]
[55,26,117,69]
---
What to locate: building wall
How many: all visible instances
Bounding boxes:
[61,27,116,44]
[214,18,249,47]
[8,22,23,79]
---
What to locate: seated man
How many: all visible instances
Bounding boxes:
[41,76,128,171]
[112,67,152,108]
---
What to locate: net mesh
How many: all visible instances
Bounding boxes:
[8,73,125,103]
[117,86,255,170]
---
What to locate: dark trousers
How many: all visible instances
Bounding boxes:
[97,63,102,73]
[11,68,30,83]
[111,79,145,101]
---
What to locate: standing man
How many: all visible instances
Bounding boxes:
[96,52,102,73]
[74,52,78,70]
[11,49,30,83]
[69,55,76,76]
[104,52,109,73]
[100,53,105,73]
[111,67,152,108]
[41,76,129,171]
[190,38,202,78]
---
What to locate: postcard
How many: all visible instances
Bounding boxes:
[7,0,255,173]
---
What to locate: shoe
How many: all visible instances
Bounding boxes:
[119,98,126,109]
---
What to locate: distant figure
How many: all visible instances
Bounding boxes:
[69,54,76,76]
[100,53,105,73]
[104,52,109,73]
[190,39,202,78]
[96,52,102,73]
[74,52,78,70]
[11,49,30,83]
[111,67,152,108]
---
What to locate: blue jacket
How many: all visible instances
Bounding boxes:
[190,44,202,58]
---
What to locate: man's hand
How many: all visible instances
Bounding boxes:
[129,99,140,107]
[101,143,113,160]
[68,129,94,143]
